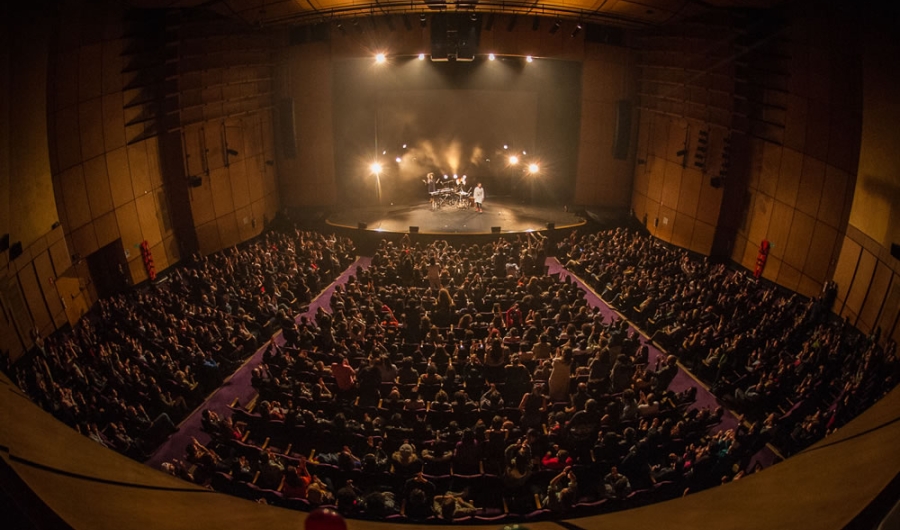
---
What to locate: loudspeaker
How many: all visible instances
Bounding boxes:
[279,98,297,159]
[546,222,555,230]
[358,222,367,230]
[188,176,203,188]
[891,243,900,261]
[614,100,632,160]
[409,226,419,233]
[9,241,23,260]
[491,226,501,233]
[0,233,8,252]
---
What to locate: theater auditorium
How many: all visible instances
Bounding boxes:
[1,0,899,529]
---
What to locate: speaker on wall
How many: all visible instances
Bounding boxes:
[358,222,367,230]
[9,241,23,260]
[279,98,297,159]
[491,226,501,233]
[546,222,555,230]
[409,226,419,233]
[614,100,632,160]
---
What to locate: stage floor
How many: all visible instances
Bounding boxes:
[325,198,586,235]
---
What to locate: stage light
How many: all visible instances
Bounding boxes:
[395,157,401,163]
[375,53,386,64]
[549,20,560,34]
[420,13,427,27]
[522,150,527,155]
[418,53,425,60]
[508,155,519,165]
[488,53,496,61]
[453,174,458,179]
[572,23,582,37]
[528,163,539,174]
[382,150,387,155]
[503,144,508,150]
[526,55,533,63]
[402,144,407,148]
[370,162,382,175]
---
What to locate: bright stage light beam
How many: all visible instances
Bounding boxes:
[508,155,519,165]
[526,55,533,63]
[488,53,496,61]
[528,163,540,174]
[370,162,383,175]
[375,53,386,64]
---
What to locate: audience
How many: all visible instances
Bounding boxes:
[6,224,897,523]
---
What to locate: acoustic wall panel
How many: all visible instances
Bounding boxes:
[784,211,816,270]
[127,142,151,197]
[60,164,91,230]
[135,192,162,248]
[78,98,105,162]
[845,249,877,320]
[83,155,113,218]
[105,147,133,207]
[93,211,119,249]
[796,155,825,217]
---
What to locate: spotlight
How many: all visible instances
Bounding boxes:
[402,144,407,148]
[470,13,477,22]
[395,157,401,163]
[571,23,582,37]
[418,53,425,60]
[382,150,387,155]
[420,13,427,27]
[528,163,539,174]
[508,155,519,165]
[503,144,508,150]
[526,55,533,63]
[370,162,382,175]
[375,53,386,64]
[488,53,496,61]
[549,20,560,34]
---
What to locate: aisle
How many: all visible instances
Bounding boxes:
[145,257,371,468]
[546,257,778,468]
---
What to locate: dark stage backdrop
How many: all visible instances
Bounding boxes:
[332,57,581,206]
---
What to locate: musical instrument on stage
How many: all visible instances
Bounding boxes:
[429,188,457,209]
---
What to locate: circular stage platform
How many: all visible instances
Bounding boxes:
[326,198,586,235]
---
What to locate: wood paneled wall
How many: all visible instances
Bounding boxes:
[730,10,861,298]
[629,17,738,255]
[574,43,637,208]
[47,0,179,293]
[830,4,900,340]
[175,16,280,256]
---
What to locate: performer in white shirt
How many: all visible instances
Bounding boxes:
[473,183,484,213]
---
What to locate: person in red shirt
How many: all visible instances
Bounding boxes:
[331,357,356,393]
[282,458,312,499]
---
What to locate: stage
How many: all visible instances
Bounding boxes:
[325,197,587,235]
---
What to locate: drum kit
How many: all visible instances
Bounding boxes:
[430,187,473,210]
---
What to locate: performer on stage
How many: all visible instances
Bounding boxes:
[425,172,436,210]
[473,182,484,213]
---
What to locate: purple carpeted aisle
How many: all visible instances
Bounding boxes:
[546,258,777,468]
[146,257,371,468]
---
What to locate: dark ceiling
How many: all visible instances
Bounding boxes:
[124,0,782,28]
